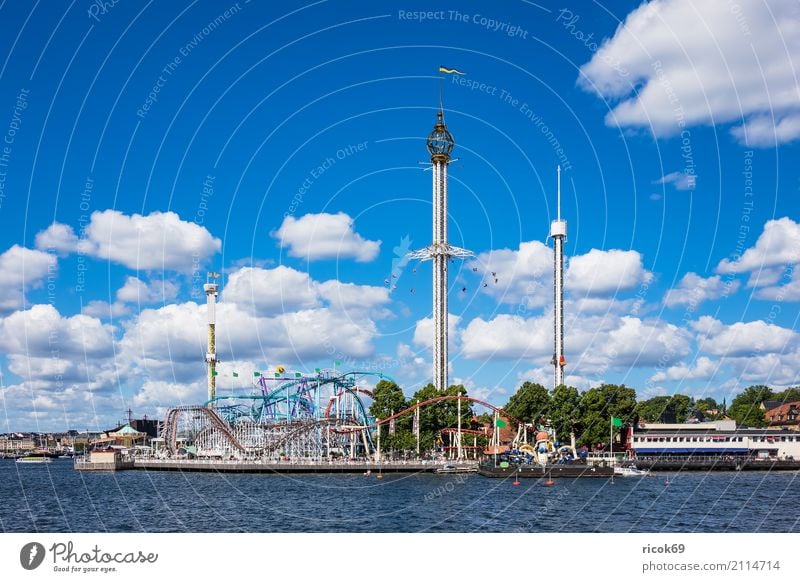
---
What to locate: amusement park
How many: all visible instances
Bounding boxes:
[75,100,604,477]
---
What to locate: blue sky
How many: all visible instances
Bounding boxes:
[0,0,799,431]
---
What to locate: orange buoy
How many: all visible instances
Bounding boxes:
[545,479,555,486]
[512,480,521,486]
[376,474,384,480]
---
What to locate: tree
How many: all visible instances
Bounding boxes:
[549,385,582,443]
[409,383,473,455]
[773,387,800,403]
[634,394,694,423]
[669,394,694,424]
[370,379,407,424]
[578,384,636,447]
[695,397,718,412]
[370,379,410,453]
[634,396,672,423]
[503,382,550,425]
[728,385,774,427]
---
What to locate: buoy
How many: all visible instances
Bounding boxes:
[512,480,521,486]
[545,479,555,486]
[376,474,384,480]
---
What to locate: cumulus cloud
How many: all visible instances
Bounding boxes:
[273,212,381,262]
[460,311,690,374]
[0,304,115,359]
[35,210,221,272]
[222,266,390,319]
[726,349,800,387]
[566,249,651,296]
[664,272,739,308]
[413,314,462,350]
[717,218,800,289]
[34,223,82,255]
[696,317,798,357]
[222,266,319,316]
[470,241,552,307]
[578,0,800,146]
[116,276,180,304]
[0,245,57,312]
[655,171,696,191]
[650,356,719,382]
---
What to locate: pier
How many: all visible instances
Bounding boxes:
[75,458,478,474]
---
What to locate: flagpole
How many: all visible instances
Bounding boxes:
[610,416,613,462]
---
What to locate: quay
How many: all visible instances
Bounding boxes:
[76,457,478,474]
[632,456,800,471]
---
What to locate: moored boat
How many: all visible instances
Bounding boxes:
[614,464,650,477]
[16,455,52,464]
[478,429,614,478]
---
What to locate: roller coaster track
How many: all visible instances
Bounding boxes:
[335,395,524,433]
[163,405,246,455]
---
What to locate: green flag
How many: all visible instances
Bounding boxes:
[211,370,218,376]
[295,372,302,378]
[334,360,341,366]
[314,368,321,373]
[253,371,261,377]
[232,372,239,377]
[495,418,507,428]
[611,416,623,428]
[274,372,280,378]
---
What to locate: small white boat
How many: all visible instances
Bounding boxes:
[614,464,649,477]
[16,455,52,464]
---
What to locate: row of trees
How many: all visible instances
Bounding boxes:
[369,379,800,453]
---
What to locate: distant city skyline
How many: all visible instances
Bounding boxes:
[0,1,798,431]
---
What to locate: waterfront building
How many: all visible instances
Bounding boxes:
[764,400,800,431]
[631,420,800,460]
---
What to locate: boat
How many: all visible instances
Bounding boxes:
[435,463,478,474]
[478,430,614,479]
[614,464,650,477]
[16,455,52,464]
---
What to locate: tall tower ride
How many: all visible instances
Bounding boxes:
[408,110,473,391]
[550,167,567,388]
[204,272,220,405]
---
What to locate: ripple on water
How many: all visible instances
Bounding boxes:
[2,461,799,532]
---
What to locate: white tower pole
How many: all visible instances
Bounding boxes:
[204,273,220,406]
[550,167,567,389]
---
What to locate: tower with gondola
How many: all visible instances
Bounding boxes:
[550,167,567,388]
[408,110,473,391]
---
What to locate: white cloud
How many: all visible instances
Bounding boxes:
[650,356,719,382]
[697,318,798,357]
[222,266,390,321]
[34,223,80,255]
[88,210,220,271]
[469,241,552,307]
[460,311,691,375]
[82,300,131,319]
[717,218,800,289]
[726,349,800,387]
[460,314,551,361]
[116,276,179,304]
[273,212,381,262]
[664,272,739,308]
[0,304,115,359]
[578,0,800,146]
[566,249,650,296]
[317,280,390,314]
[36,210,221,272]
[222,266,319,316]
[0,245,57,312]
[413,314,462,350]
[655,171,696,191]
